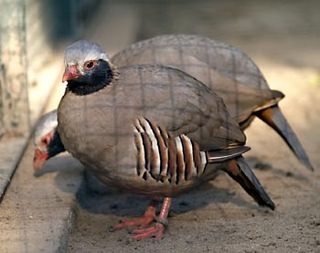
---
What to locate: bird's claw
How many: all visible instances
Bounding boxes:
[131,222,165,240]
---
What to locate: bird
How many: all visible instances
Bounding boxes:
[111,34,314,171]
[55,40,274,240]
[33,35,314,172]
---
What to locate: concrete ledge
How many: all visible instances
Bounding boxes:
[0,137,28,200]
[0,53,63,202]
[0,143,83,253]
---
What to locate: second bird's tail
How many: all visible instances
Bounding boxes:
[224,156,275,210]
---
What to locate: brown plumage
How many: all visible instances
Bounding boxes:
[111,34,313,171]
[58,40,274,240]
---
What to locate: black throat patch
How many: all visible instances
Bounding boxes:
[47,131,65,158]
[67,60,114,96]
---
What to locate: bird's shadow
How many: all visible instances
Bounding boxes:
[246,156,310,182]
[74,174,259,218]
[74,170,267,218]
[40,154,309,217]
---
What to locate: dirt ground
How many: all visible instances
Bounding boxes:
[62,1,320,252]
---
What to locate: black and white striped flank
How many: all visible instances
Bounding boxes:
[133,117,207,184]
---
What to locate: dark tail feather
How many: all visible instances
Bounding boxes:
[255,105,314,171]
[224,157,275,210]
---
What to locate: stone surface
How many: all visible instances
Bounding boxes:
[0,137,27,199]
[0,144,83,253]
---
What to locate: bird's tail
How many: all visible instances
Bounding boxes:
[224,156,275,210]
[255,105,314,171]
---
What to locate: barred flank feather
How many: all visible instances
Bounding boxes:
[134,117,207,184]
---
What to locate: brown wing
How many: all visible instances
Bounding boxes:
[116,64,246,151]
[111,34,284,123]
[111,34,269,89]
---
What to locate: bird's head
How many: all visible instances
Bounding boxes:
[63,40,115,95]
[33,111,65,172]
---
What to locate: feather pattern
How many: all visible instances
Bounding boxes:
[133,117,207,184]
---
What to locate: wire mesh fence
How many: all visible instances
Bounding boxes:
[0,0,100,139]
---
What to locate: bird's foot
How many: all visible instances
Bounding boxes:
[112,199,158,230]
[110,198,171,240]
[131,222,166,240]
[112,214,155,230]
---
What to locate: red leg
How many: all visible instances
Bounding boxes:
[131,197,172,240]
[112,199,158,230]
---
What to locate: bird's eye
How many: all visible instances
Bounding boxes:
[84,60,96,70]
[41,137,48,145]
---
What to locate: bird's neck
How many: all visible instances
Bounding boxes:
[67,61,119,96]
[47,130,66,157]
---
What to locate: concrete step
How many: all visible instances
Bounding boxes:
[0,143,83,253]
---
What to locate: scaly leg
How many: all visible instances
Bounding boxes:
[131,197,172,240]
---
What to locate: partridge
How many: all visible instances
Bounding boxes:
[56,40,274,239]
[111,34,313,171]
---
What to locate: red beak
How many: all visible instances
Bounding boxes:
[62,65,80,82]
[33,148,49,172]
